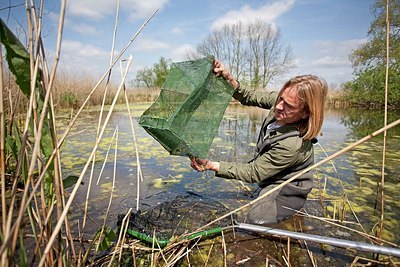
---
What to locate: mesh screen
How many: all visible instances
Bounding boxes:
[139,56,234,158]
[120,194,233,240]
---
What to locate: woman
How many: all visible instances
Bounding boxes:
[190,60,328,225]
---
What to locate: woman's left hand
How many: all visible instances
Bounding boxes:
[189,157,220,172]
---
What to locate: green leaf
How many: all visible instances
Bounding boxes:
[95,226,117,252]
[62,175,80,189]
[0,18,31,96]
[40,127,53,157]
[19,232,28,267]
[5,135,17,162]
[0,19,56,204]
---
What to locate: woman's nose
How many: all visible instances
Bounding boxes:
[276,100,284,110]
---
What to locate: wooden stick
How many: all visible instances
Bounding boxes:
[0,28,7,267]
[378,0,390,240]
[120,61,144,211]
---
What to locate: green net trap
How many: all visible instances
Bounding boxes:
[139,56,234,158]
[118,193,234,247]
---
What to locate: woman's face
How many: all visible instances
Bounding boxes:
[274,86,308,125]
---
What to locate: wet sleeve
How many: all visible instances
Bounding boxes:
[215,143,299,184]
[233,87,278,109]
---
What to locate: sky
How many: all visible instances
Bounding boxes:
[1,0,375,89]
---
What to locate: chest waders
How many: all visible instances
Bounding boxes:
[246,131,315,225]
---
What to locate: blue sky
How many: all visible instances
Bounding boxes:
[1,0,374,88]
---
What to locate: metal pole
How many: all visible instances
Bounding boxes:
[237,223,400,258]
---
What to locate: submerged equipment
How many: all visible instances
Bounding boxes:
[118,194,235,248]
[139,56,234,158]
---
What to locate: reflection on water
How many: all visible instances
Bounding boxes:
[58,103,400,264]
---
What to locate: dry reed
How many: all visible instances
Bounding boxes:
[0,1,158,265]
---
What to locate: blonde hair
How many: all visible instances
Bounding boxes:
[278,75,328,140]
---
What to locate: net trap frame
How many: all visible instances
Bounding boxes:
[117,194,235,248]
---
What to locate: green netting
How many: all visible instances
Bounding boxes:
[117,193,234,247]
[139,56,234,158]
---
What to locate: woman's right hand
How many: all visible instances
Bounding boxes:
[213,60,240,90]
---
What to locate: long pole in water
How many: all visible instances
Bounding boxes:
[236,223,400,258]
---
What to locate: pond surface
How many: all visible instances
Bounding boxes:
[58,103,400,265]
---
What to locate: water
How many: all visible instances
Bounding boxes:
[58,103,400,265]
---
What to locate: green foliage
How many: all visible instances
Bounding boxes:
[62,175,80,189]
[5,124,28,182]
[1,19,56,202]
[153,57,170,87]
[134,57,171,88]
[19,233,28,267]
[0,19,31,96]
[342,0,400,107]
[134,67,154,87]
[350,0,399,69]
[342,63,400,107]
[94,226,117,252]
[60,92,78,108]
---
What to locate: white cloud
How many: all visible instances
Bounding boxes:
[171,44,196,60]
[313,39,366,57]
[171,27,184,36]
[67,0,169,20]
[311,56,349,68]
[62,40,109,58]
[308,38,367,69]
[211,0,295,30]
[286,38,368,85]
[56,42,107,75]
[73,23,100,36]
[293,39,367,70]
[48,11,62,24]
[132,37,170,52]
[67,0,112,20]
[122,0,169,20]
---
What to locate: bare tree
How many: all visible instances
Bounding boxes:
[247,21,263,88]
[246,20,295,88]
[196,23,245,81]
[197,30,224,61]
[228,22,245,81]
[194,20,295,89]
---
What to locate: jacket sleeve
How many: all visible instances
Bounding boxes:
[215,139,306,184]
[233,87,278,109]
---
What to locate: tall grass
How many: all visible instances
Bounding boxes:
[2,71,160,112]
[52,72,160,109]
[0,1,158,265]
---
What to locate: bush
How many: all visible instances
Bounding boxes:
[60,92,78,108]
[341,63,400,108]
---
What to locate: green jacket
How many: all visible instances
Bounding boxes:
[216,87,314,187]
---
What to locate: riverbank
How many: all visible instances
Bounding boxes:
[4,73,398,115]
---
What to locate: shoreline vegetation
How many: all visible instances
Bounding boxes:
[2,72,398,114]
